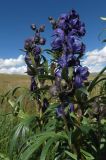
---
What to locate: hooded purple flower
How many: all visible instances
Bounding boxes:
[58,13,68,30]
[58,54,67,68]
[67,34,85,54]
[51,37,63,51]
[69,18,80,28]
[53,28,65,41]
[74,66,89,88]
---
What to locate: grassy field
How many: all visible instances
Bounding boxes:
[0,73,105,159]
[0,73,97,93]
[0,74,30,94]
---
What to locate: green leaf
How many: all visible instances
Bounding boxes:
[80,149,95,160]
[29,52,36,67]
[65,151,77,160]
[40,138,56,160]
[88,66,106,92]
[9,115,36,159]
[0,153,9,160]
[62,67,68,80]
[18,131,67,160]
[38,74,55,80]
[77,86,89,96]
[68,67,73,80]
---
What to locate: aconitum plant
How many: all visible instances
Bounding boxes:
[8,9,106,160]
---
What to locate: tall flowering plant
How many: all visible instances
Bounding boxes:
[7,9,106,160]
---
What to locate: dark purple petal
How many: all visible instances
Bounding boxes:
[53,28,65,41]
[74,75,83,88]
[51,37,63,50]
[80,67,89,80]
[58,54,67,68]
[58,13,68,30]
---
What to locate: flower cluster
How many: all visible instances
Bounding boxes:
[49,10,89,116]
[24,24,46,91]
[49,10,89,88]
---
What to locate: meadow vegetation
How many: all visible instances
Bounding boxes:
[0,9,106,160]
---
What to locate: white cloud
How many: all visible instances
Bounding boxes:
[82,46,106,72]
[0,66,27,75]
[0,55,27,75]
[0,55,25,68]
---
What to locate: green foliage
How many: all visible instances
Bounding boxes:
[0,14,106,160]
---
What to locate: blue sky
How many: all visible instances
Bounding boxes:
[0,0,106,73]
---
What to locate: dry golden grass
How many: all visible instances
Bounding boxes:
[0,74,30,94]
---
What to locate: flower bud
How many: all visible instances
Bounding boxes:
[31,24,36,31]
[39,38,46,45]
[39,25,45,32]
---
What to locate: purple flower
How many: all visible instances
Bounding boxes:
[68,10,79,19]
[32,46,41,55]
[74,66,89,88]
[67,34,85,54]
[74,75,83,88]
[76,66,89,80]
[58,13,68,30]
[78,23,86,36]
[58,54,67,68]
[51,37,63,50]
[24,37,34,51]
[67,54,80,66]
[30,77,37,91]
[69,103,74,112]
[69,18,80,27]
[53,28,65,41]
